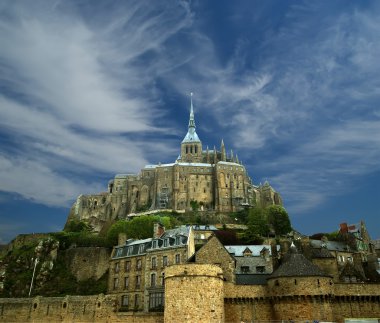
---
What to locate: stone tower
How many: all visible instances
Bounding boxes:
[164,264,224,322]
[267,244,334,321]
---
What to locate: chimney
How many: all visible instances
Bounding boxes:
[118,233,127,246]
[153,222,165,238]
[339,223,348,234]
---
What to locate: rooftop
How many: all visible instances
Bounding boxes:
[270,246,331,278]
[225,245,272,257]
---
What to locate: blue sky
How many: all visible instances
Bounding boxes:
[0,0,379,243]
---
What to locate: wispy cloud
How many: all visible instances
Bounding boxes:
[159,2,380,215]
[0,0,379,221]
[0,1,192,206]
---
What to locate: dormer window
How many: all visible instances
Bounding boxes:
[115,248,123,257]
[243,247,253,257]
[175,236,181,245]
[138,244,144,254]
[163,239,168,247]
[127,246,133,256]
[152,240,157,249]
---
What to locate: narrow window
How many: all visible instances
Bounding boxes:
[114,262,120,273]
[125,261,131,272]
[135,276,141,289]
[175,254,180,264]
[163,256,168,267]
[151,257,157,269]
[124,276,129,289]
[113,278,119,289]
[136,259,142,270]
[134,294,140,308]
[151,273,156,287]
[122,295,129,307]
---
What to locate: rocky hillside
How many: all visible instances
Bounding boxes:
[0,233,111,298]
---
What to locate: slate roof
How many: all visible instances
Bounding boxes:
[270,246,331,278]
[192,225,217,231]
[311,248,334,258]
[310,239,351,252]
[236,274,271,285]
[225,245,272,257]
[112,225,190,259]
[182,130,201,143]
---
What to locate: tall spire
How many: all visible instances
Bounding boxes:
[182,92,200,143]
[188,92,195,130]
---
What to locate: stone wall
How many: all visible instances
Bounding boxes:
[0,295,163,323]
[267,276,333,297]
[194,236,235,282]
[312,257,340,281]
[164,264,224,323]
[332,283,380,322]
[1,270,379,322]
[64,247,111,281]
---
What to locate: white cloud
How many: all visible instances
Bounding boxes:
[0,154,104,207]
[0,1,193,206]
[160,2,380,215]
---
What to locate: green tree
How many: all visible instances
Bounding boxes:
[65,219,92,233]
[266,205,292,236]
[106,220,129,245]
[106,215,173,246]
[190,200,199,212]
[247,207,270,236]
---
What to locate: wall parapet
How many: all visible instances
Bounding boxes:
[333,283,380,296]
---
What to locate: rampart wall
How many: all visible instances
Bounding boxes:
[0,278,379,322]
[0,295,163,323]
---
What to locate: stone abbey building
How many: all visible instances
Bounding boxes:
[69,97,282,231]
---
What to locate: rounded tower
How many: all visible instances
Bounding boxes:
[164,264,224,322]
[267,243,334,321]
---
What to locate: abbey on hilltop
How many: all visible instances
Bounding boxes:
[68,95,282,231]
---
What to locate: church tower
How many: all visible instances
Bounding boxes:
[180,93,203,163]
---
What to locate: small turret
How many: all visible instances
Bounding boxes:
[221,139,226,161]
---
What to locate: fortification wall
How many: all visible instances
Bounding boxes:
[333,282,380,295]
[332,283,380,322]
[164,264,224,323]
[271,296,333,321]
[224,298,273,322]
[267,276,333,297]
[223,282,267,298]
[0,295,163,323]
[64,247,111,281]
